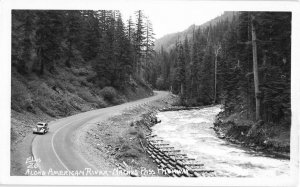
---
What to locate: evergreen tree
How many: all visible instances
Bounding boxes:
[134,10,146,77]
[80,10,100,61]
[144,18,155,83]
[64,10,83,67]
[151,11,290,126]
[35,10,64,75]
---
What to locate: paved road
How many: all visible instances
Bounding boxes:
[32,91,169,175]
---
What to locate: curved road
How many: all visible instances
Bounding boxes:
[32,91,169,175]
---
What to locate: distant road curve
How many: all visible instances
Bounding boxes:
[32,91,169,175]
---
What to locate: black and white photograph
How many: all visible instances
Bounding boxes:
[0,0,299,186]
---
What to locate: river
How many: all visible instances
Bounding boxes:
[152,105,290,177]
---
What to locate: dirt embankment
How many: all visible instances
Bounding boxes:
[213,112,290,159]
[75,93,179,177]
[11,65,153,176]
[10,77,152,176]
[10,110,55,176]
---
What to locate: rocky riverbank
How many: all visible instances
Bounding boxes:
[213,112,290,159]
[77,94,217,177]
[158,104,215,112]
[136,105,218,177]
[75,93,181,177]
[144,133,215,177]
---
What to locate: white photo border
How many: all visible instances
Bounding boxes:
[0,0,299,186]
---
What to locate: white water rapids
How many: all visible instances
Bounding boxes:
[152,105,290,177]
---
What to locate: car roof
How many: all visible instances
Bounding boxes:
[37,122,47,125]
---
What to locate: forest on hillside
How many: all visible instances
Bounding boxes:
[10,10,292,178]
[12,10,155,88]
[11,10,291,128]
[150,12,291,127]
[12,10,155,117]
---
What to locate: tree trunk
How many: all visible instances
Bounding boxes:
[251,15,261,121]
[214,44,221,104]
[180,83,184,96]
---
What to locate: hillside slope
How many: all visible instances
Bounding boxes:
[11,61,154,176]
[11,10,155,146]
[154,11,235,51]
[11,63,153,145]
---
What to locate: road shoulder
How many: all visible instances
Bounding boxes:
[74,93,178,176]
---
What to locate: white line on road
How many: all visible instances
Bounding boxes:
[51,122,73,173]
[51,118,101,174]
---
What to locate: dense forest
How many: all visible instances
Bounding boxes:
[12,10,155,89]
[150,12,291,127]
[11,10,291,177]
[11,10,291,131]
[12,10,156,118]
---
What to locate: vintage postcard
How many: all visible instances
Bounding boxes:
[0,0,299,186]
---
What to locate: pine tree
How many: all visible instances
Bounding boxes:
[12,10,35,74]
[126,16,135,42]
[144,18,155,83]
[64,10,82,68]
[134,10,146,77]
[250,13,261,120]
[115,13,133,88]
[213,43,221,103]
[183,36,191,102]
[35,10,64,75]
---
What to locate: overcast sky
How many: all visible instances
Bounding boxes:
[121,8,223,39]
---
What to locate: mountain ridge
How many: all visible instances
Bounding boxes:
[154,11,236,52]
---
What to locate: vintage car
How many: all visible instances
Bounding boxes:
[33,122,49,134]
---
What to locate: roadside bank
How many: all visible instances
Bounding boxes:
[75,93,179,177]
[213,111,290,159]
